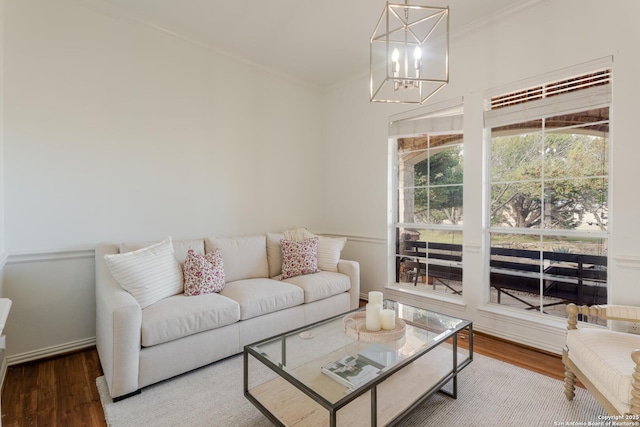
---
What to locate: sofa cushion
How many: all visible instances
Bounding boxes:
[219,278,304,320]
[121,239,205,265]
[206,235,268,283]
[567,328,640,413]
[104,237,184,309]
[282,271,351,304]
[281,238,320,279]
[141,293,241,347]
[303,231,346,272]
[266,232,285,278]
[183,249,225,296]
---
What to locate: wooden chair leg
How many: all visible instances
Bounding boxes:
[564,365,576,401]
[631,350,640,416]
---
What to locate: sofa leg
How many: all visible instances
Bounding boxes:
[564,366,576,401]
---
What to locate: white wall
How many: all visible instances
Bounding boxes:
[1,0,326,360]
[0,0,4,257]
[3,0,640,361]
[323,0,640,353]
[5,0,326,250]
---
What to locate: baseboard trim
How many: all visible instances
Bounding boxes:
[7,337,96,366]
[476,324,564,355]
[476,306,568,355]
[0,350,8,394]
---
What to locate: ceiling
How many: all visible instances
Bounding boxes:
[95,0,538,89]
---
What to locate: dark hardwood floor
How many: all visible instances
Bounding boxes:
[0,330,574,426]
[2,347,105,427]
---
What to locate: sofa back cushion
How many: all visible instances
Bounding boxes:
[303,231,346,273]
[206,235,268,283]
[121,239,205,265]
[266,232,285,278]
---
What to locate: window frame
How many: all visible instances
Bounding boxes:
[389,99,464,296]
[483,58,612,319]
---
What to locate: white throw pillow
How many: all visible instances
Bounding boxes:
[120,238,204,265]
[303,230,346,272]
[104,237,184,309]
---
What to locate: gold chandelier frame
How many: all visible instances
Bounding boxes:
[370,2,449,104]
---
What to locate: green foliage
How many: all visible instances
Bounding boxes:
[490,130,608,230]
[413,145,463,224]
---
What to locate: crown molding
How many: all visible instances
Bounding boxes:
[451,0,552,41]
[71,0,321,92]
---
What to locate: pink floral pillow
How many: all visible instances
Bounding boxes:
[280,238,320,279]
[183,249,225,296]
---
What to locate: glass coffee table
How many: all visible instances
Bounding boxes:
[244,300,472,426]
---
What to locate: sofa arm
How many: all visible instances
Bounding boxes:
[567,303,640,330]
[338,259,360,310]
[95,242,143,399]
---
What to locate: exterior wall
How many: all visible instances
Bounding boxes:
[323,0,640,353]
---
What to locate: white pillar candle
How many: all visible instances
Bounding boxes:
[365,303,382,332]
[368,291,383,306]
[381,309,396,330]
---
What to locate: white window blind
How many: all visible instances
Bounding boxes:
[389,97,463,138]
[484,57,612,129]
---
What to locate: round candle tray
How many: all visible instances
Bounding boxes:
[342,312,406,343]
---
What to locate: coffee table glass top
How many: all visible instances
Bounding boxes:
[246,300,471,405]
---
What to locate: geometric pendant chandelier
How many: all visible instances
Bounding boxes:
[370,2,449,104]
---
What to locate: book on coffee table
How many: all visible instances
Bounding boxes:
[321,355,380,389]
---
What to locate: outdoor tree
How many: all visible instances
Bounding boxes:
[413,144,463,224]
[491,130,608,230]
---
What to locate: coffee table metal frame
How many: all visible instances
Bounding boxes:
[244,300,473,426]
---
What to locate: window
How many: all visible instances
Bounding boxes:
[390,101,464,296]
[485,61,611,323]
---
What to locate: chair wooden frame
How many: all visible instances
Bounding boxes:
[563,303,640,416]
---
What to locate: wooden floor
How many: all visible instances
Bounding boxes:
[0,331,574,426]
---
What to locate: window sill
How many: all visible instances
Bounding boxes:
[384,283,467,314]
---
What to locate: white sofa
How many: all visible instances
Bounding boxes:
[95,233,360,400]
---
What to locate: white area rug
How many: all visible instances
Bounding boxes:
[97,352,604,426]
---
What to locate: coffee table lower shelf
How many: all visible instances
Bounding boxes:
[247,345,469,426]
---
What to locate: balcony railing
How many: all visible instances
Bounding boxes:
[396,241,607,310]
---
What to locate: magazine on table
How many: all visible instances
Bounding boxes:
[321,355,380,389]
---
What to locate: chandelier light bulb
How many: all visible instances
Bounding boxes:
[414,46,422,77]
[392,48,400,62]
[391,48,400,75]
